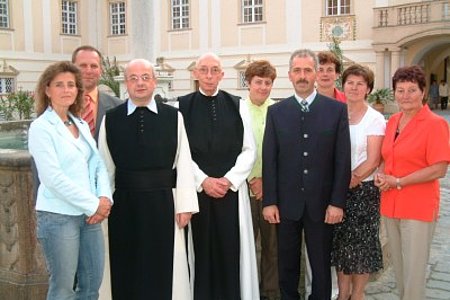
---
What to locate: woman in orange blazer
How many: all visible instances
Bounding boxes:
[375,65,450,300]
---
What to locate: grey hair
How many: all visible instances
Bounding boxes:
[195,52,222,69]
[289,49,318,70]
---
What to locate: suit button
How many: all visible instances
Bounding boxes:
[301,187,305,191]
[303,169,308,174]
[303,152,308,157]
[303,134,308,139]
[301,116,305,121]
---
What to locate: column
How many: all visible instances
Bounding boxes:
[375,51,385,89]
[23,0,33,52]
[130,0,154,60]
[391,50,401,82]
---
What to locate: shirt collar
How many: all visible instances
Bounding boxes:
[199,87,219,97]
[246,97,272,109]
[127,97,158,115]
[294,89,317,106]
[86,88,98,104]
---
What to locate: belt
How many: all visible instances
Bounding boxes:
[115,168,176,191]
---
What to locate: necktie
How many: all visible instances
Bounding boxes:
[82,95,95,136]
[300,100,309,112]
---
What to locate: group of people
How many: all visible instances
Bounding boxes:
[428,79,449,110]
[28,45,450,300]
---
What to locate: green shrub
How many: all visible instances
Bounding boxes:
[0,90,34,121]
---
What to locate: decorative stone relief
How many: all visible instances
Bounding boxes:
[320,16,356,42]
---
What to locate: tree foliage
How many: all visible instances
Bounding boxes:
[328,36,344,90]
[100,56,121,97]
[0,90,34,121]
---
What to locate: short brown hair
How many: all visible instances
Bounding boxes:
[342,64,374,95]
[318,51,342,74]
[244,60,277,83]
[71,45,103,64]
[392,65,426,92]
[34,61,84,117]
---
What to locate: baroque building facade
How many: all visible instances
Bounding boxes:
[0,0,449,100]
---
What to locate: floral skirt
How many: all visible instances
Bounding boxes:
[331,181,383,274]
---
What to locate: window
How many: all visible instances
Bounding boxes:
[61,1,78,35]
[0,77,14,94]
[0,0,9,29]
[238,71,248,89]
[242,0,263,23]
[171,0,189,29]
[110,2,126,35]
[326,0,350,16]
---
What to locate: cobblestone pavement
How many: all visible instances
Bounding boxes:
[365,110,450,299]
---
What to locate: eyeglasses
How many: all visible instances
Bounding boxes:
[126,74,154,83]
[197,67,222,75]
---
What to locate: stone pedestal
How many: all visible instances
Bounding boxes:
[0,149,48,299]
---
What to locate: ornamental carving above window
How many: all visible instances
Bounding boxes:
[320,16,356,42]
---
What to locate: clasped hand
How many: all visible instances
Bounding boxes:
[86,196,112,224]
[374,173,393,191]
[202,177,232,198]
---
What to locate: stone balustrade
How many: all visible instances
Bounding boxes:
[374,0,450,28]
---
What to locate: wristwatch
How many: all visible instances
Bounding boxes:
[396,178,402,190]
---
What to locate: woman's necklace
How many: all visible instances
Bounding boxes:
[63,118,74,126]
[348,105,368,124]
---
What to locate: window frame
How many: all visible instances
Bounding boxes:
[0,0,10,29]
[0,77,15,95]
[171,0,190,30]
[325,0,351,16]
[61,0,78,35]
[241,0,264,24]
[237,70,248,89]
[109,1,126,35]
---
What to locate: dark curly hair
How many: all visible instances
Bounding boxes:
[392,65,426,93]
[318,51,342,74]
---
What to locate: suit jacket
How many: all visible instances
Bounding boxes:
[28,107,112,217]
[95,91,122,141]
[262,93,351,222]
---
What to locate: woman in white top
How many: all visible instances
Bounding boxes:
[331,64,386,300]
[28,61,112,300]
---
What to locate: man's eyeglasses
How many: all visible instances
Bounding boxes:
[127,74,153,83]
[197,67,222,75]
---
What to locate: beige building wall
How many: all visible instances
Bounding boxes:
[1,0,449,99]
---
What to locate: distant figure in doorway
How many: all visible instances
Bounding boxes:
[439,79,449,110]
[428,79,439,110]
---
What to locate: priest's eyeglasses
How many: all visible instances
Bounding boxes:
[127,74,153,83]
[197,67,222,75]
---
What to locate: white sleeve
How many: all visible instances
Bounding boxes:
[173,112,199,213]
[98,116,116,194]
[224,99,257,191]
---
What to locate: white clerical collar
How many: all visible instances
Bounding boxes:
[199,87,219,97]
[127,97,158,115]
[294,90,317,106]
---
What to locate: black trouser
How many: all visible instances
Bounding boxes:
[441,96,448,109]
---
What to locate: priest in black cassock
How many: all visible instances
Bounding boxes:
[178,53,259,300]
[98,59,199,300]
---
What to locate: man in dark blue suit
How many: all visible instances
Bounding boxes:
[262,49,351,300]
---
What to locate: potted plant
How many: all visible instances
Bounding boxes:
[367,88,394,113]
